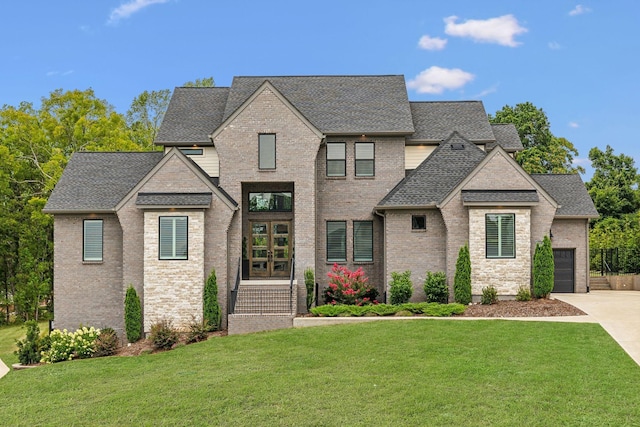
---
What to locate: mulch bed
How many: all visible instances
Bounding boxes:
[458,298,586,317]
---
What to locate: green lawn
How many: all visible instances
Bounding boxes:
[0,322,48,367]
[1,320,639,426]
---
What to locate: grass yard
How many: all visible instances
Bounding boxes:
[1,320,639,426]
[0,321,48,367]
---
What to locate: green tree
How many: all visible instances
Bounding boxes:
[124,286,142,343]
[183,77,215,87]
[454,244,471,305]
[126,89,171,150]
[489,102,584,174]
[587,145,639,220]
[203,269,221,331]
[533,236,554,298]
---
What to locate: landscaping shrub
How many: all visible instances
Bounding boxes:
[149,319,179,350]
[454,244,472,305]
[516,285,532,302]
[310,302,466,317]
[533,235,554,298]
[305,267,315,310]
[94,327,119,357]
[481,285,498,305]
[203,269,221,331]
[389,271,413,304]
[124,286,142,343]
[323,264,378,305]
[424,271,448,303]
[186,316,209,344]
[14,320,43,365]
[41,327,101,363]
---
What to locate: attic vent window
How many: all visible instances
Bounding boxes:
[451,143,465,150]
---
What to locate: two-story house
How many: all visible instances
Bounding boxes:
[43,75,598,336]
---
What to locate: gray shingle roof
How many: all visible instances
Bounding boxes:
[488,124,523,151]
[222,75,415,134]
[44,152,164,212]
[155,87,230,144]
[461,189,538,204]
[408,101,495,142]
[378,132,486,207]
[532,174,599,217]
[136,192,212,207]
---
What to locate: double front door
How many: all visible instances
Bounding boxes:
[249,221,292,278]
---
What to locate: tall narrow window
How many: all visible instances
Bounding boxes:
[259,134,276,170]
[159,216,188,260]
[355,142,374,176]
[326,142,346,177]
[326,221,346,262]
[83,219,103,262]
[353,221,373,262]
[486,214,515,258]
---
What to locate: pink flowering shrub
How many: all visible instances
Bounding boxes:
[323,263,379,306]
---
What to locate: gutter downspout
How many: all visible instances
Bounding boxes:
[373,208,387,304]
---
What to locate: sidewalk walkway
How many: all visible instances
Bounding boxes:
[554,291,640,366]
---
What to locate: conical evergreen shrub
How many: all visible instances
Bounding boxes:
[454,244,472,305]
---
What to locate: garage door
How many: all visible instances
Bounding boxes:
[553,249,575,293]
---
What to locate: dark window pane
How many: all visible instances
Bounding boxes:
[327,221,346,262]
[259,134,276,169]
[354,221,373,262]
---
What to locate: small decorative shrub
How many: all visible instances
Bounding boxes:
[516,285,532,302]
[149,319,179,350]
[305,267,315,310]
[424,271,448,303]
[389,271,413,305]
[203,269,221,331]
[454,244,472,305]
[94,327,119,357]
[323,264,378,306]
[310,302,466,317]
[15,320,43,365]
[186,316,209,344]
[41,326,101,363]
[481,285,498,305]
[533,235,554,298]
[124,286,142,343]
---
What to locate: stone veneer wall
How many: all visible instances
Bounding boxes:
[143,210,205,331]
[384,210,446,301]
[469,208,531,295]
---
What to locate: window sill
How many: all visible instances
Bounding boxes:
[353,261,374,265]
[326,261,346,265]
[411,229,427,233]
[355,176,375,180]
[258,169,277,172]
[326,176,346,180]
[82,261,103,265]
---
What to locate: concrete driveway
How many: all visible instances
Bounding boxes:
[554,290,640,366]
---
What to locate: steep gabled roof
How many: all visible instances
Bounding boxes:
[222,75,415,135]
[408,101,495,142]
[378,132,486,207]
[43,152,164,213]
[488,123,523,151]
[532,174,599,218]
[155,87,230,145]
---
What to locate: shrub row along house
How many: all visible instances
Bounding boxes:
[44,75,598,335]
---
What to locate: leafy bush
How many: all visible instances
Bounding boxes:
[481,286,498,305]
[533,235,554,298]
[516,285,532,302]
[124,286,142,343]
[389,271,413,304]
[94,327,119,357]
[41,326,101,363]
[149,319,179,350]
[424,271,448,303]
[203,269,221,331]
[454,244,472,305]
[323,264,378,305]
[310,302,466,317]
[186,316,209,344]
[305,267,315,310]
[15,320,43,365]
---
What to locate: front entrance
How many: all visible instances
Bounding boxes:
[249,221,292,278]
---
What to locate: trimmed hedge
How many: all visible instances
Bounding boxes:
[310,302,466,317]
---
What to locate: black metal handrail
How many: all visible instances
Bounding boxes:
[590,247,640,276]
[289,257,295,313]
[230,257,241,314]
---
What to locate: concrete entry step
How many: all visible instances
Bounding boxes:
[590,276,611,290]
[234,281,296,315]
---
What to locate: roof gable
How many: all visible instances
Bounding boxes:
[408,101,495,142]
[532,174,599,218]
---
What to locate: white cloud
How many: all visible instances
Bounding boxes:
[569,121,579,128]
[548,41,562,50]
[108,0,169,24]
[473,84,499,98]
[444,14,527,47]
[407,66,475,94]
[46,70,74,77]
[569,5,592,16]
[418,35,447,51]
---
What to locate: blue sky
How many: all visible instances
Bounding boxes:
[1,1,638,178]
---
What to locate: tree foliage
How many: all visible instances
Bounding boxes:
[183,77,215,87]
[489,102,584,174]
[453,244,471,305]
